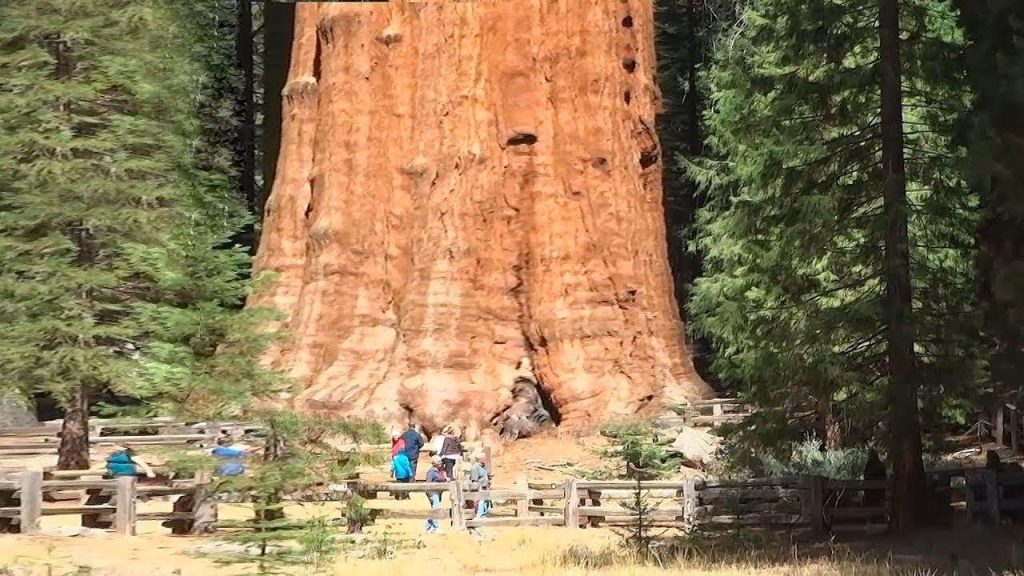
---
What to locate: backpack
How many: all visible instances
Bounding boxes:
[105,450,136,477]
[392,453,412,480]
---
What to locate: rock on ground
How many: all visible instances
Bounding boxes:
[668,427,721,470]
[0,394,36,428]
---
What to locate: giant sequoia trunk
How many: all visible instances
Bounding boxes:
[250,1,711,437]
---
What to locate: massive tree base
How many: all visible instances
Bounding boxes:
[250,1,711,438]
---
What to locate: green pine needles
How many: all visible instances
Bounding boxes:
[0,0,278,466]
[688,0,983,456]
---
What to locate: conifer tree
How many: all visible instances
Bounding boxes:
[954,0,1024,408]
[689,0,978,527]
[0,0,273,465]
[0,0,213,467]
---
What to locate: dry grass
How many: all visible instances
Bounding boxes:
[1,505,1013,576]
[0,531,983,576]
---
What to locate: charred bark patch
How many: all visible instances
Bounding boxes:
[639,147,659,168]
[506,132,538,146]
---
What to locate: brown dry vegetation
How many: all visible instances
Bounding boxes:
[3,497,1023,576]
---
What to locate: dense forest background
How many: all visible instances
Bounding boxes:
[0,0,1021,528]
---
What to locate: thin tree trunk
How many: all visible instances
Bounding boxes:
[817,388,841,450]
[877,0,925,530]
[236,0,257,249]
[57,384,90,470]
[685,0,702,157]
[49,34,91,471]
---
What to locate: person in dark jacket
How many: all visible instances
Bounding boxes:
[399,422,425,480]
[439,426,464,481]
[862,448,887,507]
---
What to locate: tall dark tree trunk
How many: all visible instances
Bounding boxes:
[57,384,90,470]
[656,0,713,382]
[236,0,257,249]
[685,0,702,157]
[260,0,293,222]
[955,0,1024,408]
[877,0,925,530]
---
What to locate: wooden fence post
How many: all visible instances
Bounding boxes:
[114,476,137,536]
[682,478,696,529]
[515,475,529,518]
[19,470,42,535]
[995,405,1005,446]
[206,423,222,447]
[588,489,602,527]
[190,471,217,534]
[800,475,825,536]
[983,469,1000,525]
[1011,406,1020,454]
[712,403,723,427]
[563,478,579,529]
[448,481,466,531]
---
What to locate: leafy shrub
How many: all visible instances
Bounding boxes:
[757,438,869,480]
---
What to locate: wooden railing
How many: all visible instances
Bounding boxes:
[0,420,259,457]
[351,475,889,535]
[992,403,1022,454]
[0,470,215,536]
[663,398,753,428]
[0,420,487,460]
[0,469,909,537]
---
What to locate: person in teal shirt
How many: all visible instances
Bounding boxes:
[103,445,155,478]
[392,451,412,483]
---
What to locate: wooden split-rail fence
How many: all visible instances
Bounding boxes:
[3,469,1022,537]
[0,469,215,536]
[662,398,753,429]
[0,419,262,458]
[0,420,485,460]
[991,402,1023,455]
[351,474,890,535]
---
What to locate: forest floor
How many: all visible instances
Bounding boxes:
[2,433,1023,575]
[1,499,1023,575]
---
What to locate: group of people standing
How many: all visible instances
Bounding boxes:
[389,422,492,533]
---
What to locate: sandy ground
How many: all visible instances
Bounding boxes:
[2,489,1023,576]
[3,434,1024,575]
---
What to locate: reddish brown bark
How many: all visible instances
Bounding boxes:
[250,1,711,437]
[877,0,925,529]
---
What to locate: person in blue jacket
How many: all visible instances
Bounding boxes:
[399,422,425,480]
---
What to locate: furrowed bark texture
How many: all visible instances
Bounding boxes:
[250,1,711,437]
